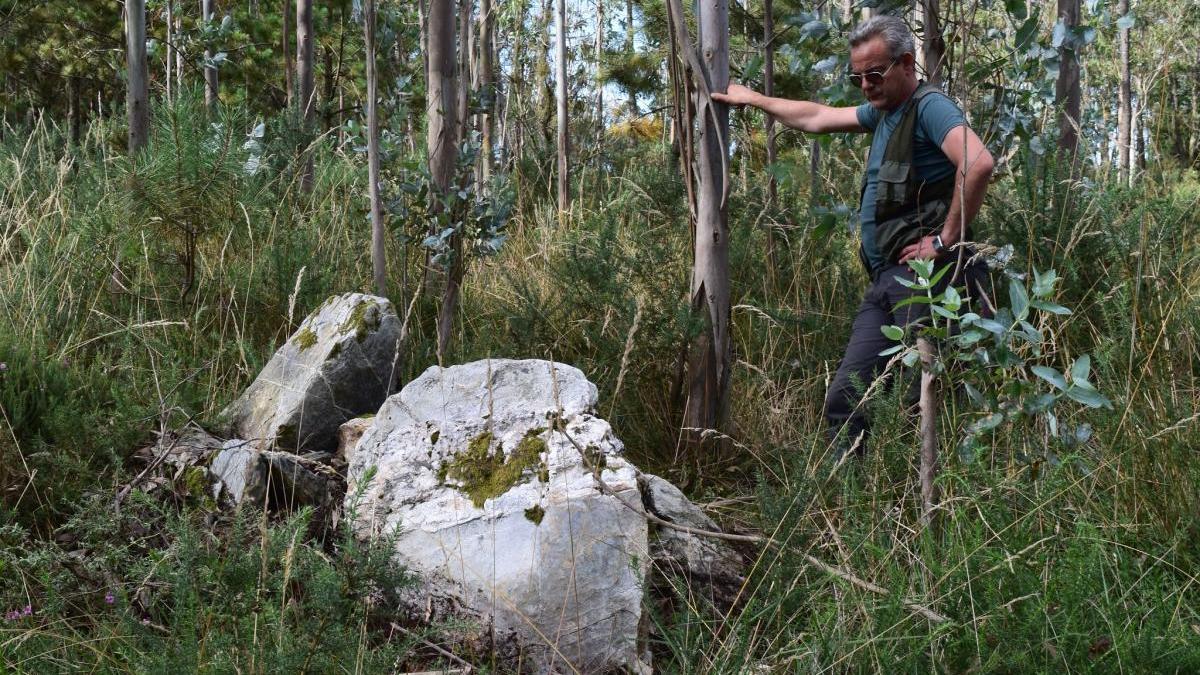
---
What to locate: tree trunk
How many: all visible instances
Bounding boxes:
[921,0,945,85]
[1117,0,1132,185]
[202,0,219,113]
[456,0,472,144]
[555,0,570,214]
[1055,0,1081,164]
[594,0,604,133]
[365,0,387,297]
[296,0,315,191]
[283,0,293,107]
[429,0,462,360]
[126,0,149,153]
[175,13,184,92]
[684,0,731,451]
[165,1,174,102]
[68,76,83,147]
[763,0,778,282]
[478,0,495,184]
[625,0,636,116]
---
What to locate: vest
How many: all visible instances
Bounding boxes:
[858,82,958,273]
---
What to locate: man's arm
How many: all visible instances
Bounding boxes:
[898,124,994,263]
[712,84,865,134]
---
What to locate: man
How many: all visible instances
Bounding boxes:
[713,15,994,452]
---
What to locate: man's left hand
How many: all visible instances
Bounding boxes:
[898,235,942,264]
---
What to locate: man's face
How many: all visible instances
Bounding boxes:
[849,36,916,111]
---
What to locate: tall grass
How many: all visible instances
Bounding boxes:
[1,97,1198,671]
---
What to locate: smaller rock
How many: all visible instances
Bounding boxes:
[210,441,265,505]
[211,441,338,511]
[640,473,746,611]
[218,293,401,454]
[336,416,373,468]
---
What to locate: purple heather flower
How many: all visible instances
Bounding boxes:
[22,605,31,617]
[104,592,115,605]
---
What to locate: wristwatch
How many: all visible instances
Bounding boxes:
[931,234,946,254]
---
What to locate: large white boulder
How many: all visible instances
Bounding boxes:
[219,293,400,453]
[346,359,651,673]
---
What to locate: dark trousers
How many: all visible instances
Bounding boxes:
[823,259,989,452]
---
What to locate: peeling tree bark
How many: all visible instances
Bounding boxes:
[683,0,731,453]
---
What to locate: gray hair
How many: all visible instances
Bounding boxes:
[848,15,915,59]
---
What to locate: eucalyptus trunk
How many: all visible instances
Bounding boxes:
[684,0,731,451]
[456,0,472,143]
[1055,0,1081,163]
[165,1,174,102]
[594,0,604,134]
[1117,0,1132,185]
[296,0,315,191]
[125,0,149,153]
[283,0,293,107]
[202,0,219,113]
[478,0,495,184]
[429,0,462,359]
[921,0,944,84]
[555,0,570,214]
[625,0,635,115]
[365,0,386,297]
[763,0,778,281]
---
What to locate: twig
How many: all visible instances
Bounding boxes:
[917,338,940,528]
[799,553,950,624]
[390,623,475,672]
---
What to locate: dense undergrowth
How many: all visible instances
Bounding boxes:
[2,97,1198,671]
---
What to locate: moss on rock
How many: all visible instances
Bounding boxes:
[294,327,318,351]
[339,300,380,342]
[440,430,549,508]
[524,504,546,525]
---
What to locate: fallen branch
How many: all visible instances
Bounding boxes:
[799,553,950,624]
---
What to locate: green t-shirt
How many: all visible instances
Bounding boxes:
[856,91,965,271]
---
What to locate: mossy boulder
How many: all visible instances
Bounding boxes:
[345,359,650,673]
[218,293,400,454]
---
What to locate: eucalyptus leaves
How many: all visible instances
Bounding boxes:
[881,255,1110,465]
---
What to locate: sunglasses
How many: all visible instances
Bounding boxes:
[847,58,898,87]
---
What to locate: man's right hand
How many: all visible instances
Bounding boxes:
[711,83,761,108]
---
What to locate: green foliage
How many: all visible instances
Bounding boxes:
[0,494,417,671]
[880,257,1111,467]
